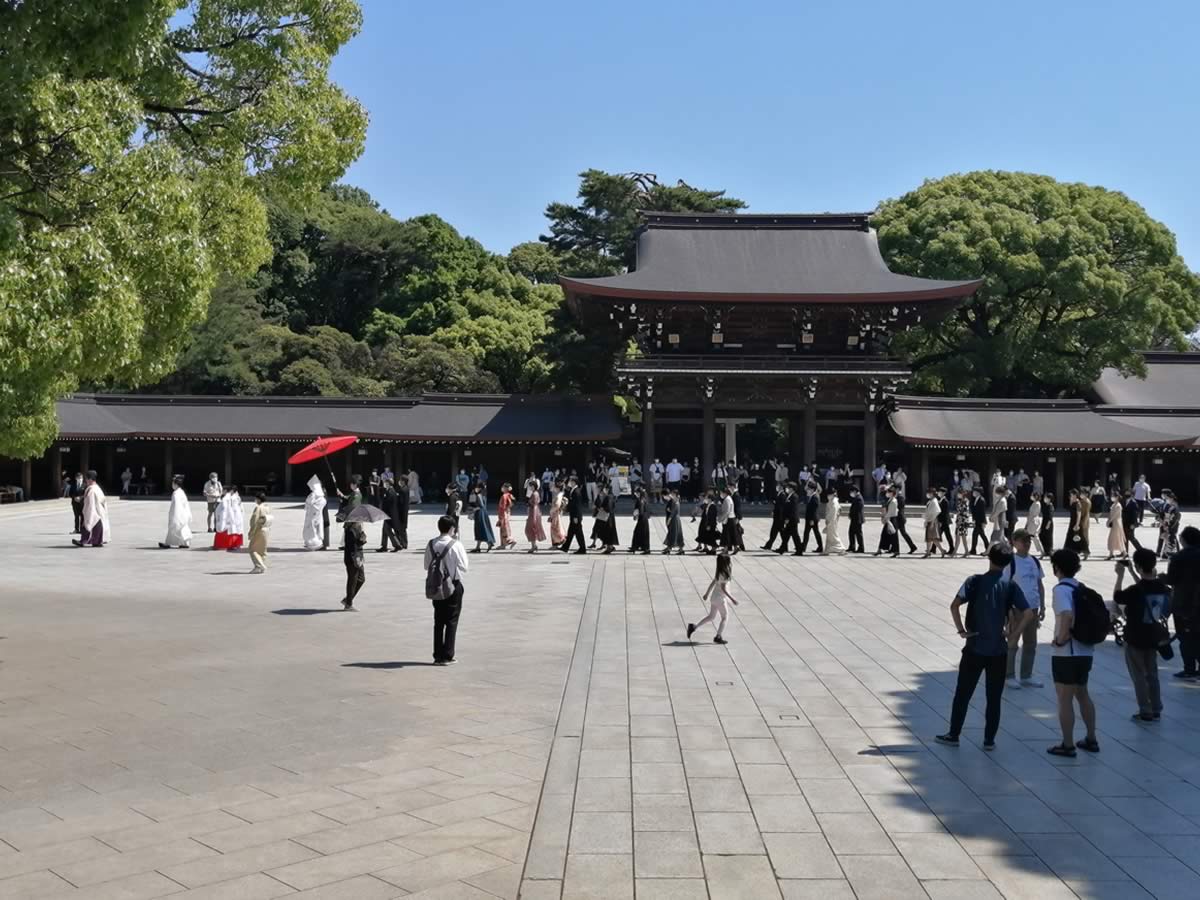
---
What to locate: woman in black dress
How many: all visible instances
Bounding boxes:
[595,485,618,554]
[1067,489,1088,557]
[663,488,685,554]
[629,487,651,554]
[1039,492,1055,556]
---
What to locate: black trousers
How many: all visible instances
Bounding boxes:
[562,516,586,551]
[1124,524,1142,551]
[895,521,918,553]
[778,521,801,552]
[763,518,782,548]
[848,521,864,553]
[971,522,988,554]
[380,521,403,550]
[948,649,1007,742]
[72,503,83,533]
[1177,616,1198,675]
[433,583,464,662]
[939,522,954,548]
[800,520,823,553]
[344,556,365,604]
[877,525,896,555]
[321,507,331,549]
[1040,526,1054,554]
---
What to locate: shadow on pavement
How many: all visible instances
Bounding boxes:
[271,608,341,615]
[342,661,437,669]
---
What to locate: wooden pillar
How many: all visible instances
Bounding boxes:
[788,413,803,465]
[1122,454,1133,491]
[450,448,459,485]
[986,450,997,489]
[517,445,528,491]
[803,405,817,465]
[642,407,656,473]
[284,447,293,496]
[163,443,173,489]
[105,445,115,490]
[701,404,715,489]
[1055,458,1065,507]
[1074,454,1084,492]
[79,443,90,477]
[50,446,62,496]
[723,420,737,464]
[344,448,353,487]
[863,412,877,501]
[21,459,32,500]
[223,443,233,486]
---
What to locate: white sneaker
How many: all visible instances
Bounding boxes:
[1020,678,1043,688]
[1006,678,1021,690]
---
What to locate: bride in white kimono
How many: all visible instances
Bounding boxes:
[159,476,193,548]
[823,489,845,554]
[303,475,326,550]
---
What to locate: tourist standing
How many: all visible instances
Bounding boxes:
[1001,530,1045,689]
[247,493,272,573]
[1165,526,1200,679]
[408,468,422,505]
[158,475,193,549]
[1047,549,1102,757]
[935,544,1032,751]
[425,516,469,664]
[497,483,516,549]
[1133,475,1151,524]
[847,486,865,553]
[687,551,739,645]
[1113,549,1170,721]
[303,475,326,550]
[1106,490,1128,560]
[368,468,381,505]
[203,472,223,532]
[630,487,651,554]
[1090,481,1106,523]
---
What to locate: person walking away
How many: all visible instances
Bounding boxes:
[1047,548,1106,757]
[1039,492,1056,556]
[969,487,989,555]
[1001,530,1045,689]
[937,487,955,555]
[445,485,463,536]
[561,476,587,554]
[378,478,403,552]
[687,551,740,645]
[497,483,516,549]
[716,487,736,552]
[629,487,651,554]
[302,475,326,550]
[777,484,803,555]
[549,481,566,547]
[988,486,1008,548]
[425,516,469,664]
[663,487,685,555]
[1159,490,1181,559]
[203,473,223,532]
[762,484,786,551]
[1113,548,1171,721]
[525,483,548,552]
[1121,490,1142,551]
[247,493,272,573]
[1004,486,1018,544]
[120,467,133,495]
[1106,490,1128,560]
[798,485,824,555]
[159,475,193,549]
[1164,526,1200,679]
[823,488,844,554]
[922,489,944,558]
[1133,475,1151,525]
[1024,491,1044,556]
[936,544,1032,750]
[468,484,496,552]
[894,490,918,554]
[847,486,865,553]
[341,520,367,610]
[73,471,109,547]
[1074,489,1092,559]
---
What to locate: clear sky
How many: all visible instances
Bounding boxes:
[331,0,1200,268]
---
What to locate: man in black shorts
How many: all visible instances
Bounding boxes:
[1047,549,1099,757]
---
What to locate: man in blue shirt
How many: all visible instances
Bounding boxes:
[936,545,1033,750]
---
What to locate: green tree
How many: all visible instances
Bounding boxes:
[375,336,502,394]
[0,0,367,457]
[542,169,746,276]
[874,171,1200,397]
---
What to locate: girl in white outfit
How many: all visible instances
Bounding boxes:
[1025,491,1044,555]
[687,551,739,644]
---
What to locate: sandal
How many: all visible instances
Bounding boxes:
[1047,744,1077,758]
[1077,738,1100,753]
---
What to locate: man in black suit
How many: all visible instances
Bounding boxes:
[762,485,787,550]
[378,478,403,552]
[936,487,955,556]
[847,486,865,553]
[776,483,803,555]
[894,490,918,554]
[970,487,989,555]
[798,486,823,555]
[1004,487,1017,543]
[561,476,587,554]
[394,475,410,549]
[1121,490,1143,551]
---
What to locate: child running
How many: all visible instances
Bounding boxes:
[687,550,740,645]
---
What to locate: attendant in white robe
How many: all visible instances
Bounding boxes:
[213,487,245,550]
[73,471,109,547]
[822,492,845,554]
[407,469,422,505]
[303,475,326,550]
[159,477,193,548]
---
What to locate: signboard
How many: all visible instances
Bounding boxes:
[610,465,632,496]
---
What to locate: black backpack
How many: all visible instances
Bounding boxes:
[425,540,454,601]
[1069,582,1109,645]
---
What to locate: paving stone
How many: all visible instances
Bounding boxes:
[694,811,764,854]
[164,873,300,900]
[562,853,632,900]
[701,855,781,899]
[567,811,631,854]
[762,832,842,879]
[633,831,702,878]
[374,846,510,893]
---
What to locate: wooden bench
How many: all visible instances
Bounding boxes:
[0,488,20,504]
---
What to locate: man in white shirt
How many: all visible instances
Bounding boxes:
[649,459,664,502]
[1132,475,1151,525]
[1000,530,1046,689]
[1047,548,1099,757]
[665,458,683,495]
[775,462,789,490]
[892,467,908,498]
[424,515,470,665]
[990,487,1009,547]
[203,472,223,533]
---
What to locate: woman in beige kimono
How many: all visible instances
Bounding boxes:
[1105,489,1127,560]
[248,492,273,573]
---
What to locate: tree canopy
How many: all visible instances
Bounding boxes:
[0,0,367,457]
[875,171,1200,397]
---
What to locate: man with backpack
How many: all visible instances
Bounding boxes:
[1047,548,1107,757]
[1001,530,1045,689]
[424,515,469,665]
[1113,548,1171,721]
[936,544,1032,751]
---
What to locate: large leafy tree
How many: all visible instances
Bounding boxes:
[542,169,746,276]
[875,171,1200,397]
[0,1,367,457]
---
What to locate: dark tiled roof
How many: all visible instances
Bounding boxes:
[561,213,981,304]
[889,396,1198,450]
[56,394,622,444]
[1093,353,1200,408]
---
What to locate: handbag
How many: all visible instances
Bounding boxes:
[596,510,610,522]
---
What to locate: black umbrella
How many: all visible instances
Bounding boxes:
[345,504,389,523]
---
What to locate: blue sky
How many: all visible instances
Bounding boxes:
[331,0,1200,268]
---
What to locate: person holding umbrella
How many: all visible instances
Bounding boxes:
[377,477,404,552]
[341,502,388,609]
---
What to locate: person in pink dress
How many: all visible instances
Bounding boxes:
[549,480,566,547]
[525,486,548,552]
[497,483,517,549]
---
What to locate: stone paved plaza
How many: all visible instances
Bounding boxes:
[1,498,1199,899]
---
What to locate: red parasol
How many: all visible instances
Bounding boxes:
[288,435,359,465]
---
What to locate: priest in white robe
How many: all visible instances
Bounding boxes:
[73,471,109,547]
[303,475,326,550]
[159,476,193,548]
